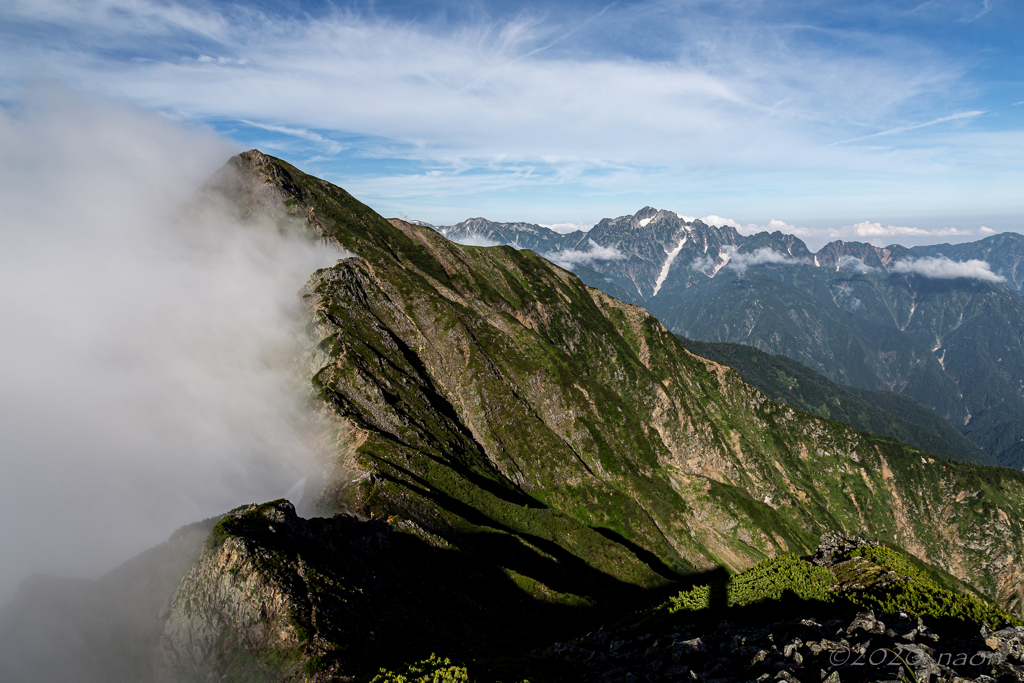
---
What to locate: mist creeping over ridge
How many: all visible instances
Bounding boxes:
[0,86,342,603]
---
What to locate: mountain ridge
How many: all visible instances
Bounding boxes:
[5,152,1024,682]
[435,210,1024,467]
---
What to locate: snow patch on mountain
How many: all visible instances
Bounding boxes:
[638,217,653,227]
[652,235,688,297]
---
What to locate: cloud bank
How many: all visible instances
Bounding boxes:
[0,87,340,602]
[725,247,811,275]
[850,221,970,239]
[449,234,500,247]
[891,256,1005,282]
[691,246,810,276]
[544,239,625,269]
[835,255,880,274]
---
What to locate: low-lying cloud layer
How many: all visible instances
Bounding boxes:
[891,256,1005,282]
[0,86,340,602]
[544,240,625,270]
[692,246,811,277]
[449,233,500,248]
[726,247,811,275]
[835,255,880,274]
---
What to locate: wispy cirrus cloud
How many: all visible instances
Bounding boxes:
[236,120,344,155]
[830,111,987,146]
[0,0,1021,229]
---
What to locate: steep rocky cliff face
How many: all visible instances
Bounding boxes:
[158,151,1024,680]
[157,500,613,682]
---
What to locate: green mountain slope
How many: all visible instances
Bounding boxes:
[158,151,1024,679]
[439,212,1024,468]
[678,338,996,466]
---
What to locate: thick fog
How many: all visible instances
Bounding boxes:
[0,86,341,604]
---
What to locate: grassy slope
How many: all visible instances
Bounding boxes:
[213,151,1024,617]
[678,337,995,466]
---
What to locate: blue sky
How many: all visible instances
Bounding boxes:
[2,0,1022,248]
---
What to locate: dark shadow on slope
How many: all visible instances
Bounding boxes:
[590,526,684,582]
[370,468,661,605]
[190,501,704,682]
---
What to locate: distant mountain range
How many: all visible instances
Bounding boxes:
[436,212,1024,468]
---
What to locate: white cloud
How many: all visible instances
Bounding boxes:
[700,215,743,229]
[450,234,500,247]
[979,225,995,234]
[852,220,931,237]
[689,253,717,274]
[831,110,987,145]
[677,214,696,223]
[835,255,880,274]
[850,220,972,239]
[725,246,811,275]
[692,245,810,277]
[698,215,809,237]
[0,0,994,188]
[763,218,820,238]
[891,256,1005,282]
[0,86,340,600]
[544,239,625,269]
[540,222,592,234]
[237,119,344,155]
[4,0,1021,229]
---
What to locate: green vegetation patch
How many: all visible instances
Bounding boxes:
[662,548,1019,630]
[728,554,834,606]
[667,554,832,614]
[369,654,515,683]
[842,546,1020,629]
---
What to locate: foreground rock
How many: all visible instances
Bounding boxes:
[546,612,1024,683]
[156,500,596,682]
